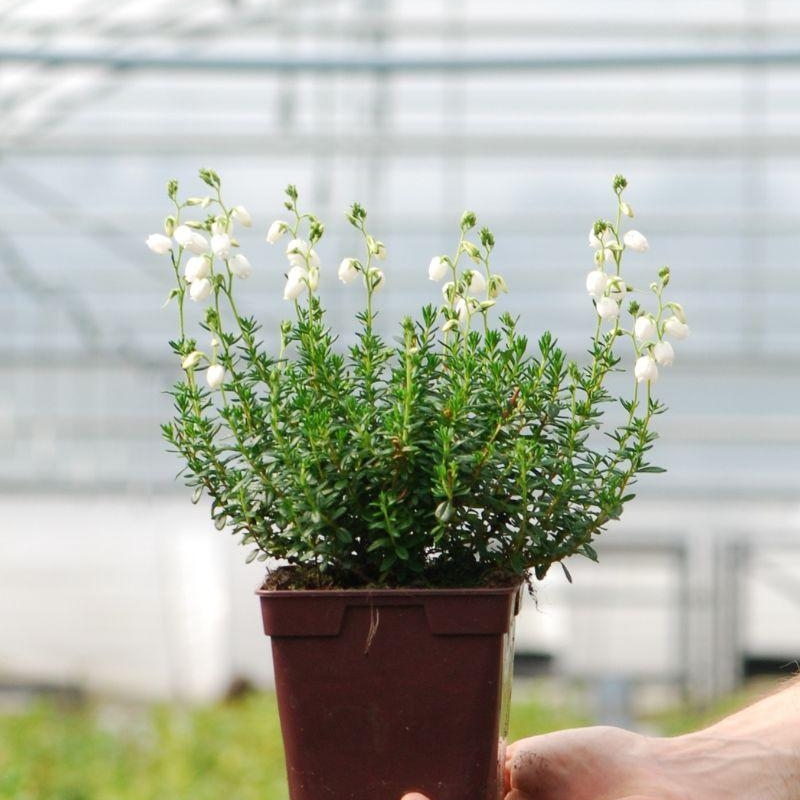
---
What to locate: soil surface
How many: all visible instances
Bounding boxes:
[261,563,527,591]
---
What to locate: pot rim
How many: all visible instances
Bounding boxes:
[255,582,523,598]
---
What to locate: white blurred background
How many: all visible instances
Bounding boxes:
[1,0,799,719]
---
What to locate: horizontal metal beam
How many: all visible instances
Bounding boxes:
[9,18,800,41]
[3,133,799,158]
[1,48,800,73]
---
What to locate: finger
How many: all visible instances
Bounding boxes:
[400,794,430,800]
[615,796,664,800]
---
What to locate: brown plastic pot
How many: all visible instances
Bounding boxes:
[257,583,521,800]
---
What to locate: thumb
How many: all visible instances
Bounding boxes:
[401,795,431,800]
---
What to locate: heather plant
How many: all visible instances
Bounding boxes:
[151,170,689,588]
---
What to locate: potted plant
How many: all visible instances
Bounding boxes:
[149,170,688,800]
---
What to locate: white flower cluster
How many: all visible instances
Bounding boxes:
[585,206,689,386]
[147,205,253,304]
[336,237,387,294]
[426,215,507,330]
[147,192,254,390]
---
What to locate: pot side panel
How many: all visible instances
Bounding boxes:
[264,589,518,800]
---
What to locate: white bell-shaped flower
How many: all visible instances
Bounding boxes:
[206,364,225,390]
[455,296,469,323]
[184,255,211,283]
[634,355,659,383]
[585,269,608,298]
[181,351,203,370]
[146,233,173,254]
[428,256,448,282]
[189,277,213,302]
[467,269,487,295]
[267,220,288,244]
[174,225,209,255]
[283,266,308,301]
[338,258,359,284]
[634,315,656,341]
[231,205,252,227]
[664,316,690,340]
[596,296,619,320]
[606,274,626,302]
[286,238,309,258]
[653,340,675,366]
[228,253,252,279]
[211,233,231,258]
[623,230,649,253]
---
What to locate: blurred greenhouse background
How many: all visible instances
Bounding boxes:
[1,0,799,727]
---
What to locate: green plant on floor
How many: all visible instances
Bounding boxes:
[150,171,689,588]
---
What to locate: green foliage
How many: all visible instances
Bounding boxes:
[0,690,594,800]
[161,172,671,587]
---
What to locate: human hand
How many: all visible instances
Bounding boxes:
[400,725,674,799]
[503,725,682,800]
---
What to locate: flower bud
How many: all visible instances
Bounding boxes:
[211,233,231,258]
[441,319,459,333]
[206,364,225,390]
[211,218,230,236]
[307,266,320,292]
[229,253,252,279]
[267,220,289,244]
[373,241,387,260]
[184,255,211,283]
[460,210,477,231]
[442,281,456,303]
[189,277,213,302]
[596,296,619,320]
[455,296,469,323]
[428,256,449,282]
[161,287,180,308]
[668,302,687,324]
[231,205,252,227]
[338,258,359,284]
[461,241,481,263]
[585,269,608,298]
[174,225,209,255]
[620,201,634,218]
[487,274,508,299]
[307,249,321,269]
[664,316,690,340]
[653,340,675,366]
[366,268,385,292]
[634,315,656,341]
[589,225,611,249]
[634,355,659,383]
[181,351,204,370]
[164,216,177,236]
[146,233,172,255]
[623,230,649,253]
